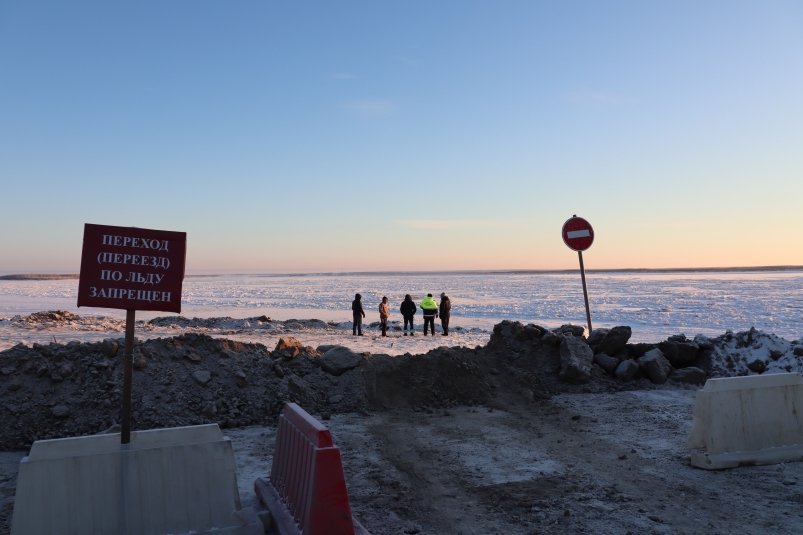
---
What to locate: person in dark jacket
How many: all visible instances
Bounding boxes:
[420,293,438,336]
[439,292,452,336]
[351,293,365,336]
[399,294,417,336]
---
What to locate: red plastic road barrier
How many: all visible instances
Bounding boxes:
[254,402,370,535]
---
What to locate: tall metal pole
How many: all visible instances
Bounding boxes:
[577,251,593,333]
[122,309,135,444]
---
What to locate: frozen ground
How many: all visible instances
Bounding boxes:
[229,389,803,534]
[11,387,803,534]
[2,269,802,342]
[0,313,494,356]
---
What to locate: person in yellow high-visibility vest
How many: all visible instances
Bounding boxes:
[420,293,438,336]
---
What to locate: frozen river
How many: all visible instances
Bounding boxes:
[1,269,801,342]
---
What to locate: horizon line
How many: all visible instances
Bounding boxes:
[2,265,803,280]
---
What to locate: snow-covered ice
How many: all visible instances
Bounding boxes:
[1,270,800,344]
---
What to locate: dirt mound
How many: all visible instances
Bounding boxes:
[13,310,82,325]
[0,323,573,450]
[1,332,515,450]
[2,319,801,451]
[0,327,569,450]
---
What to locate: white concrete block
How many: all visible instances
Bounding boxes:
[689,373,803,469]
[11,424,263,535]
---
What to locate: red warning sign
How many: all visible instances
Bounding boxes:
[77,223,186,313]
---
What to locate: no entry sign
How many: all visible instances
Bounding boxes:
[562,216,594,252]
[561,215,594,332]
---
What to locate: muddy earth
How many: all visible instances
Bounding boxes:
[2,312,803,534]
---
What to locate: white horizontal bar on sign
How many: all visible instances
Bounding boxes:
[567,229,591,239]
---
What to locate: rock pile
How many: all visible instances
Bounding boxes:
[489,321,712,386]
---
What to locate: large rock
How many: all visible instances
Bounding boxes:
[594,326,632,356]
[586,329,609,349]
[191,370,212,385]
[517,324,547,341]
[626,343,655,359]
[669,367,707,384]
[559,336,593,384]
[693,335,715,351]
[319,346,363,376]
[554,324,586,338]
[491,320,518,341]
[747,359,767,373]
[489,321,546,348]
[638,348,673,384]
[593,353,620,375]
[614,359,640,381]
[541,331,563,347]
[274,337,303,359]
[658,338,700,368]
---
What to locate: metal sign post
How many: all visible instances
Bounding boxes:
[122,309,135,443]
[562,215,595,334]
[577,250,592,333]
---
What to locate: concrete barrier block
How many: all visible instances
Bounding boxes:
[11,424,263,535]
[689,373,803,469]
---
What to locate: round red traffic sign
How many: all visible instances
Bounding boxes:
[562,216,594,251]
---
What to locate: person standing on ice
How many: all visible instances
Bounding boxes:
[351,293,366,336]
[439,292,452,336]
[378,296,390,337]
[420,293,439,336]
[400,294,417,336]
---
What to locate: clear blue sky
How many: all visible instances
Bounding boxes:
[2,1,802,273]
